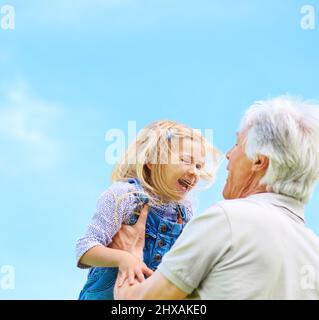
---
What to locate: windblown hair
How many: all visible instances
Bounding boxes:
[112,120,220,202]
[240,96,319,203]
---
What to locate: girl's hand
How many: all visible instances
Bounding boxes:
[117,252,153,287]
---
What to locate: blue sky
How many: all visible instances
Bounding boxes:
[0,0,318,299]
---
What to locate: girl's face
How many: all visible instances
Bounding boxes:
[161,138,206,200]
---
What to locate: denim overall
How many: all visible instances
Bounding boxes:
[79,178,189,300]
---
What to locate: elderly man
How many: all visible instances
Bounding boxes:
[114,96,319,299]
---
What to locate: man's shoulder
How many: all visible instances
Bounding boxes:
[208,197,254,210]
[210,196,270,219]
[216,197,259,209]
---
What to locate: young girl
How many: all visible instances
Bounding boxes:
[76,120,219,300]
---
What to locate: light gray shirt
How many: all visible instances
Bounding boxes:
[158,192,319,299]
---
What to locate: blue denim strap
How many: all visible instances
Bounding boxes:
[127,178,149,204]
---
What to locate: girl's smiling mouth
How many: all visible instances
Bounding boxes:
[177,178,196,192]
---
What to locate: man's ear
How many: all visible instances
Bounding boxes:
[252,155,269,173]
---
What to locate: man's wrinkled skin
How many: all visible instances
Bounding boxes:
[109,205,149,262]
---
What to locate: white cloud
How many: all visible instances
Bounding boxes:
[0,83,63,176]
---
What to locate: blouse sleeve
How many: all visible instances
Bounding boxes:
[75,182,137,268]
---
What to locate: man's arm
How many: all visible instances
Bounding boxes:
[114,204,232,300]
[114,269,188,300]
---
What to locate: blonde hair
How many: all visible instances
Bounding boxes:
[112,120,220,202]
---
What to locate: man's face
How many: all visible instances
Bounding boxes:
[223,130,256,199]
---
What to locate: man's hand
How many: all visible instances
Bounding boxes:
[110,205,149,260]
[114,270,188,300]
[112,205,188,300]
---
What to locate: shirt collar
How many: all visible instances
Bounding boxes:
[246,192,305,223]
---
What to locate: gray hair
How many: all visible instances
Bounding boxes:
[240,96,319,203]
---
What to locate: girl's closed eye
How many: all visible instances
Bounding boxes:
[181,156,204,170]
[180,156,192,165]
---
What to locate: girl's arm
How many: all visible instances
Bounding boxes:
[80,245,131,268]
[76,183,153,284]
[80,245,153,285]
[76,184,136,269]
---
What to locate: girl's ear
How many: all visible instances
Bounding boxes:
[146,163,153,171]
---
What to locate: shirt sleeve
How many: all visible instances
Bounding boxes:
[157,204,232,294]
[75,182,137,269]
